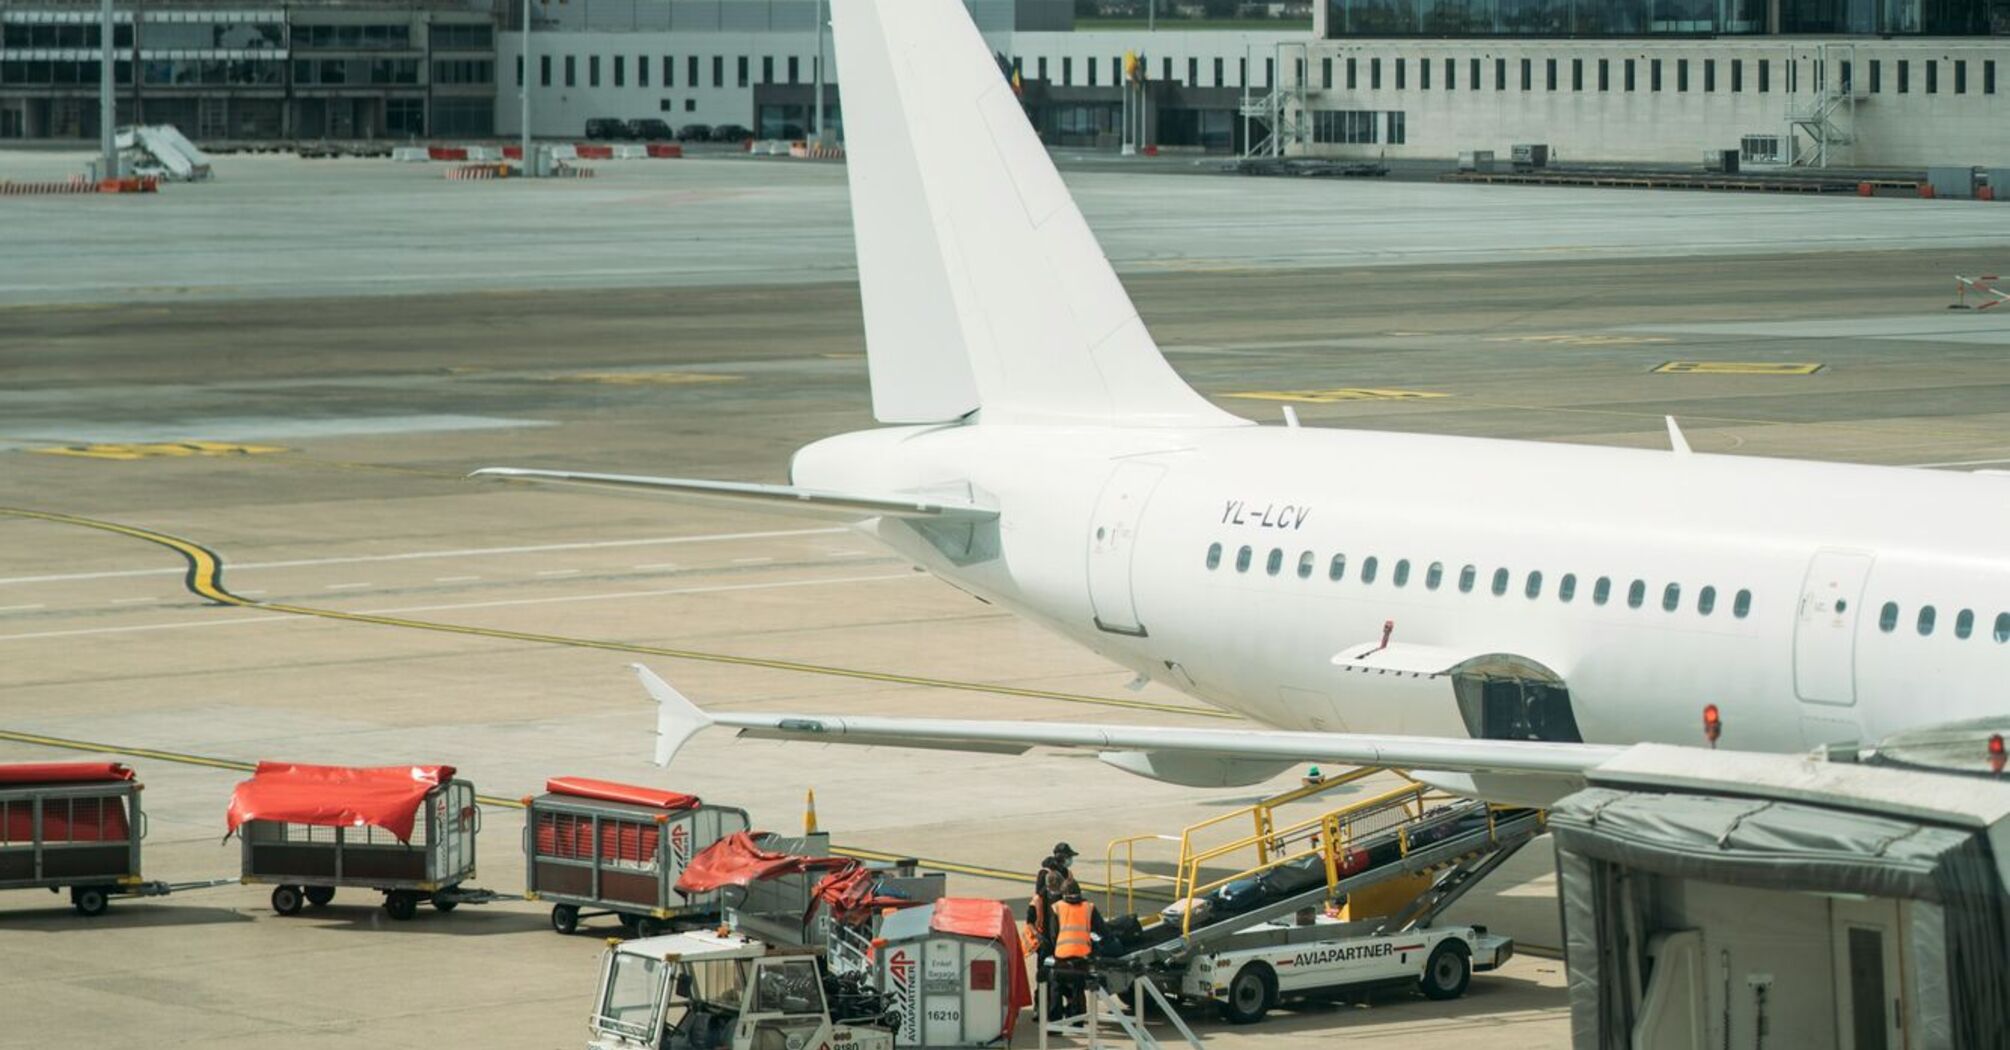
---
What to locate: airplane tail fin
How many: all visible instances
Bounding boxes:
[831,0,1241,429]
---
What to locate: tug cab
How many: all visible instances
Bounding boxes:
[590,930,892,1050]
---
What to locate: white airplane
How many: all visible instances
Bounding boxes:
[478,0,2008,804]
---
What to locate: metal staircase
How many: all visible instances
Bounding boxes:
[1239,41,1311,158]
[1786,43,1861,168]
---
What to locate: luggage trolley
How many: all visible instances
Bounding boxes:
[0,762,226,916]
[523,776,749,936]
[228,761,506,920]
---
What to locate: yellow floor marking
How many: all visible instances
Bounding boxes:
[30,441,289,462]
[1227,388,1449,404]
[1483,334,1675,347]
[0,728,1148,894]
[0,508,1234,721]
[1653,361,1824,375]
[554,371,739,386]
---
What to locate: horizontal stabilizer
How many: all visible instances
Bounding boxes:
[472,468,997,523]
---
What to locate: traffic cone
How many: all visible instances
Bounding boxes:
[804,788,819,835]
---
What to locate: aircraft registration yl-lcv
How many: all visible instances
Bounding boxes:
[478,0,2007,804]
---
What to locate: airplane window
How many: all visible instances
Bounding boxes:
[1426,562,1444,590]
[1627,580,1646,609]
[1361,556,1379,584]
[1917,605,1936,636]
[1996,612,2010,642]
[1394,559,1411,587]
[1956,608,1974,639]
[1878,601,1898,632]
[1266,548,1284,576]
[1491,568,1509,596]
[1593,577,1611,605]
[1733,589,1751,618]
[1328,554,1347,581]
[1236,546,1252,573]
[1525,571,1543,599]
[1559,574,1576,602]
[1206,543,1222,570]
[1662,583,1681,612]
[1459,565,1476,593]
[1697,586,1716,615]
[1297,551,1315,579]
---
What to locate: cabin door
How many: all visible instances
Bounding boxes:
[1793,549,1874,705]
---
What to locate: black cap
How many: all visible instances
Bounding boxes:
[1052,841,1078,857]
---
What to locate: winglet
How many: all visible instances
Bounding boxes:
[1666,415,1692,455]
[633,663,715,767]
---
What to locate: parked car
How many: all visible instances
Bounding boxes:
[584,118,632,140]
[710,124,753,143]
[779,123,806,140]
[626,118,675,141]
[677,124,712,142]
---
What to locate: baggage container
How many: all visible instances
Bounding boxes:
[0,762,143,915]
[870,898,1033,1048]
[230,761,495,920]
[524,776,749,936]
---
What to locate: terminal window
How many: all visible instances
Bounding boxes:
[1571,57,1582,90]
[1495,57,1506,89]
[1191,57,1200,85]
[1386,110,1405,144]
[1732,58,1743,91]
[1986,60,1996,93]
[1322,57,1333,88]
[613,55,624,88]
[662,56,672,87]
[1897,59,1909,92]
[1165,56,1174,81]
[638,54,648,87]
[1470,57,1480,88]
[1650,58,1662,90]
[762,56,773,85]
[589,55,599,88]
[789,56,799,84]
[1546,57,1557,90]
[1955,59,1968,93]
[1676,58,1687,91]
[541,55,551,87]
[1040,56,1049,82]
[515,55,523,87]
[1395,57,1405,89]
[1925,59,1937,93]
[688,55,698,87]
[1758,58,1769,92]
[1310,109,1379,143]
[564,55,575,88]
[1445,57,1455,89]
[1346,57,1357,89]
[1371,57,1381,89]
[1215,57,1224,86]
[713,55,724,88]
[1420,57,1429,89]
[1624,58,1635,90]
[737,56,748,88]
[1704,58,1715,91]
[1599,57,1609,90]
[1519,57,1530,90]
[1064,56,1074,85]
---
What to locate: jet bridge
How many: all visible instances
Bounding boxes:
[1098,768,1542,971]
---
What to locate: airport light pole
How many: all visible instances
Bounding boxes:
[520,0,533,176]
[811,0,826,142]
[99,0,116,179]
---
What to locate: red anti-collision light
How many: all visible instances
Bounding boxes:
[1702,704,1722,748]
[1989,733,2005,776]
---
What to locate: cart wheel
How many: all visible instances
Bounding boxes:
[1419,942,1471,1001]
[551,905,580,935]
[71,886,110,918]
[304,886,335,907]
[432,897,459,913]
[635,917,667,937]
[271,885,305,916]
[616,912,641,935]
[383,891,419,921]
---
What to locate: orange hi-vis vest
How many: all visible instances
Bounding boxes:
[1054,900,1094,959]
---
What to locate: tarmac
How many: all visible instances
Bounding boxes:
[5,150,2010,1049]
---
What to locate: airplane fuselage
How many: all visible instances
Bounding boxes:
[793,422,2010,757]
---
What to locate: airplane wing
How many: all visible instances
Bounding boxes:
[470,469,997,524]
[635,664,1622,778]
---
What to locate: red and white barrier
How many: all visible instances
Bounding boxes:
[445,163,510,181]
[0,175,156,195]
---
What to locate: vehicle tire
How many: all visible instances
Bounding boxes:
[1217,964,1275,1025]
[617,912,641,935]
[71,886,110,917]
[1420,942,1471,1001]
[271,885,305,916]
[551,904,580,935]
[634,916,666,937]
[432,896,459,913]
[304,886,335,907]
[383,891,419,921]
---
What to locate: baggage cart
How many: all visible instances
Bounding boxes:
[229,760,505,920]
[0,762,228,915]
[524,776,749,936]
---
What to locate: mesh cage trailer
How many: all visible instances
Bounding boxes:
[232,763,484,921]
[0,763,145,916]
[524,776,750,936]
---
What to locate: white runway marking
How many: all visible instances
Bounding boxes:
[109,597,156,604]
[1909,456,2010,469]
[434,575,482,583]
[0,603,44,612]
[535,569,581,577]
[0,572,925,643]
[0,527,847,586]
[324,582,370,591]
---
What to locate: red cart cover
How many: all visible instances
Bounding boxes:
[532,812,661,864]
[929,899,1035,1037]
[545,776,699,810]
[0,762,135,785]
[225,761,454,844]
[675,831,851,892]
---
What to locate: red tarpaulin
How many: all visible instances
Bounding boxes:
[929,898,1035,1038]
[225,761,454,844]
[675,831,852,893]
[0,762,135,785]
[545,776,699,811]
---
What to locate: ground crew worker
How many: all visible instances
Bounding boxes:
[1027,842,1080,1011]
[1045,886,1106,1019]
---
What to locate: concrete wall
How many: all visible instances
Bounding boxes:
[1287,38,2010,166]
